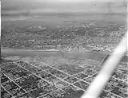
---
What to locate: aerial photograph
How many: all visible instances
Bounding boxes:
[1,0,128,98]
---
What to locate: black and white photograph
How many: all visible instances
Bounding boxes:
[1,0,128,98]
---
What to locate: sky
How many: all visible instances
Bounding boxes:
[28,0,121,3]
[2,0,126,14]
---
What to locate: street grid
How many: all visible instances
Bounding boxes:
[1,56,128,98]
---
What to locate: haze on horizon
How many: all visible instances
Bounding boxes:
[2,0,127,15]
